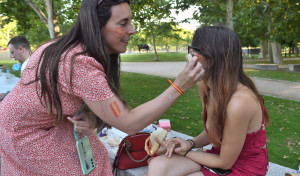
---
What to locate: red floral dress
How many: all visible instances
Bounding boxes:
[0,43,114,175]
[201,106,269,176]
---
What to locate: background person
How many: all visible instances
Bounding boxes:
[0,0,203,175]
[7,36,32,73]
[0,36,32,102]
[147,25,270,176]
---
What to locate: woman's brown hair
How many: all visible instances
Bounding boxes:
[27,0,130,127]
[192,25,270,146]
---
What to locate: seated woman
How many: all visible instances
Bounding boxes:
[146,25,270,176]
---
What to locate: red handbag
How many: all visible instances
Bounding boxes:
[112,132,155,175]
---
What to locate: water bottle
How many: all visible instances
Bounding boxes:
[6,68,13,83]
[6,68,11,77]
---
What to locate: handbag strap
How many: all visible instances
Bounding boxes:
[124,140,149,163]
[113,132,150,176]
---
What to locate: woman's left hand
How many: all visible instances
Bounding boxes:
[165,138,193,157]
[67,113,92,133]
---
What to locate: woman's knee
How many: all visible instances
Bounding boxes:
[147,156,170,175]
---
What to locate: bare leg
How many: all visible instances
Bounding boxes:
[147,154,201,176]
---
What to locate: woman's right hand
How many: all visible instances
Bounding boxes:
[173,57,204,93]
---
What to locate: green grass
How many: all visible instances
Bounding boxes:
[245,69,300,82]
[0,60,21,77]
[120,72,300,170]
[121,52,186,62]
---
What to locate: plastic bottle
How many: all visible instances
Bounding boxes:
[6,68,11,79]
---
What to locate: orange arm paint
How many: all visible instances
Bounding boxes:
[110,101,121,118]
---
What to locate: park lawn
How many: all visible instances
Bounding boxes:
[0,60,20,77]
[245,69,300,82]
[120,72,300,170]
[121,52,186,62]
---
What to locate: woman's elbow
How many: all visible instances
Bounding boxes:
[120,125,141,135]
[218,161,234,170]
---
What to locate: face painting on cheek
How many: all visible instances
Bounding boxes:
[110,101,121,118]
[114,27,125,36]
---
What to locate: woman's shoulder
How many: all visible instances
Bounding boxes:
[227,86,260,120]
[64,44,105,71]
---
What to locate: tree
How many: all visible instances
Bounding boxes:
[235,1,268,59]
[0,0,81,42]
[0,17,17,48]
[131,0,177,61]
[187,0,234,30]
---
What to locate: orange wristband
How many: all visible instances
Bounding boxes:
[168,79,183,95]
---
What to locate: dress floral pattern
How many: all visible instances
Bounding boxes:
[0,43,114,175]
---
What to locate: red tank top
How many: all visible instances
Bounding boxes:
[201,106,269,176]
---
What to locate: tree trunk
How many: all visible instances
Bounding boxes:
[151,30,159,61]
[268,40,273,63]
[267,15,274,63]
[258,40,267,59]
[226,0,234,30]
[24,0,60,39]
[45,0,55,39]
[165,44,169,53]
[176,43,179,52]
[271,42,283,64]
[53,15,61,37]
[295,44,299,57]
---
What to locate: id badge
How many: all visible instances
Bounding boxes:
[75,131,95,175]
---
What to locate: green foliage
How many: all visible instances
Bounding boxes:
[0,0,48,47]
[0,0,82,46]
[120,72,299,169]
[188,0,227,26]
[0,20,17,48]
[131,0,180,60]
[235,1,268,47]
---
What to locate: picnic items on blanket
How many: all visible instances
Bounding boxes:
[112,132,153,175]
[158,119,171,132]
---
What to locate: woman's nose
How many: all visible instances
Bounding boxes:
[128,23,136,35]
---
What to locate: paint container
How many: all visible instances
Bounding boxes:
[158,119,171,132]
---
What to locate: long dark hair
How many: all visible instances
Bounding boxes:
[192,26,270,145]
[33,0,130,125]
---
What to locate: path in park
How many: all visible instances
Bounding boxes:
[121,62,300,102]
